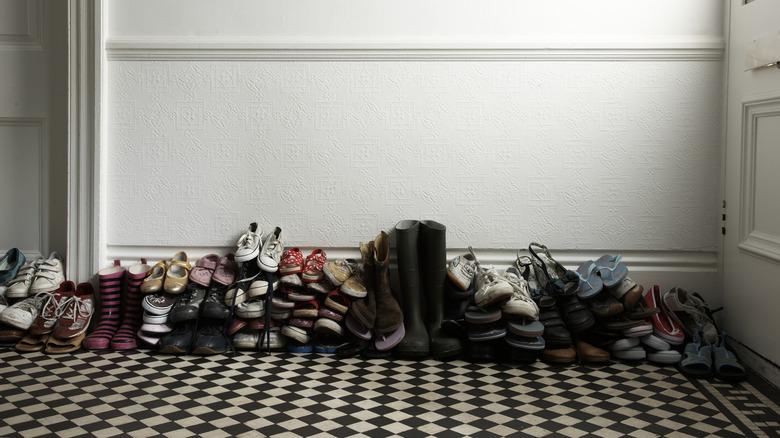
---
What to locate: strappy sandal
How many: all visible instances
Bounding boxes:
[575,260,603,300]
[680,332,713,378]
[515,255,543,301]
[528,243,578,297]
[594,255,628,288]
[713,333,745,381]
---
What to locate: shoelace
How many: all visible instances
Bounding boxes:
[56,296,90,322]
[38,292,62,325]
[237,232,258,250]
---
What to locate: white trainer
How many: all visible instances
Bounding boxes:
[447,252,477,290]
[257,227,283,273]
[5,258,41,298]
[235,223,263,262]
[30,252,65,294]
[502,266,539,319]
[474,265,514,308]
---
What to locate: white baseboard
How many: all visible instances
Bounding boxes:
[728,337,780,389]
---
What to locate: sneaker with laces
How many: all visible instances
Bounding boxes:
[142,293,177,316]
[447,252,477,291]
[30,252,65,294]
[0,290,53,330]
[280,248,304,275]
[502,266,539,319]
[30,281,76,335]
[53,283,94,339]
[257,227,283,273]
[5,258,41,298]
[236,300,265,319]
[323,259,355,287]
[302,249,326,283]
[235,222,262,263]
[474,266,513,308]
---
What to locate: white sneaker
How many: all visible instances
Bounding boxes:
[474,265,513,308]
[502,266,539,319]
[257,227,283,273]
[0,292,50,330]
[5,258,41,298]
[447,251,477,290]
[30,252,65,294]
[247,277,278,298]
[235,223,262,263]
[235,300,265,319]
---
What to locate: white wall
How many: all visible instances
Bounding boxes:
[102,0,724,298]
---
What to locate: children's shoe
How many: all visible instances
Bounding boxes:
[30,281,76,336]
[257,227,283,273]
[4,258,40,298]
[30,252,65,294]
[189,254,219,287]
[235,222,262,263]
[53,282,95,339]
[280,248,304,275]
[447,253,477,291]
[302,249,326,283]
[323,259,355,287]
[0,248,26,288]
[211,254,237,286]
[0,290,56,330]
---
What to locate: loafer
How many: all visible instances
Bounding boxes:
[192,324,229,355]
[159,324,195,354]
[542,346,577,364]
[576,340,610,363]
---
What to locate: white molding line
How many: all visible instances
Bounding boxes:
[105,245,717,272]
[105,36,725,61]
[67,0,102,281]
[738,95,780,263]
[0,117,48,257]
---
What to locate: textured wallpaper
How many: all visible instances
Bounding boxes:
[107,61,721,250]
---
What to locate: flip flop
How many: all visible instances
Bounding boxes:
[575,261,603,300]
[680,333,713,378]
[15,334,49,352]
[374,324,404,351]
[713,334,746,381]
[507,320,544,337]
[44,332,86,354]
[594,255,629,288]
[505,334,545,350]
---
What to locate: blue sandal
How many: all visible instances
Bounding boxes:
[713,333,745,381]
[680,332,713,378]
[575,260,603,300]
[595,255,628,288]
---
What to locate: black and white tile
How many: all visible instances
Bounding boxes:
[0,349,777,437]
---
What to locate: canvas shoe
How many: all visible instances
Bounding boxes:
[339,262,367,298]
[143,312,168,324]
[280,272,303,287]
[280,248,304,275]
[247,276,278,299]
[302,249,326,283]
[447,252,477,291]
[474,265,513,308]
[0,291,53,330]
[236,300,265,319]
[30,252,65,294]
[502,266,539,319]
[30,281,76,335]
[5,258,41,298]
[0,248,26,289]
[281,325,311,344]
[235,222,262,263]
[323,259,356,287]
[257,227,283,272]
[53,283,95,339]
[142,293,177,316]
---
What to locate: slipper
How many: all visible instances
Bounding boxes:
[647,349,682,365]
[507,320,544,337]
[44,332,86,354]
[575,260,603,300]
[594,255,629,288]
[680,333,713,378]
[641,334,671,351]
[713,334,746,381]
[612,345,646,361]
[464,307,502,325]
[374,324,404,351]
[529,243,579,297]
[15,334,49,352]
[611,337,640,351]
[607,277,644,311]
[663,287,719,345]
[624,321,653,338]
[468,326,507,342]
[646,285,685,345]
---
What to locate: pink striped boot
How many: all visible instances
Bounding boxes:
[111,259,151,350]
[83,261,126,350]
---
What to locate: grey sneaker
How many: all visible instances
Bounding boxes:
[474,265,513,308]
[447,251,477,291]
[502,266,539,319]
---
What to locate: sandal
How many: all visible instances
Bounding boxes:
[575,260,603,300]
[713,333,746,381]
[594,255,628,288]
[15,334,49,352]
[680,332,713,378]
[662,287,719,344]
[44,332,86,354]
[515,255,543,301]
[528,243,579,297]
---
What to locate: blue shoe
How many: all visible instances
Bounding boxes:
[287,343,313,353]
[0,248,26,287]
[314,344,337,354]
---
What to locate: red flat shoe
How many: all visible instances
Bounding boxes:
[646,285,684,345]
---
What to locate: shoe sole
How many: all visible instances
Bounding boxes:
[279,266,302,275]
[158,345,188,354]
[236,311,265,319]
[323,269,344,287]
[446,271,470,291]
[301,274,324,283]
[4,290,30,299]
[192,346,226,355]
[339,285,367,298]
[0,310,33,330]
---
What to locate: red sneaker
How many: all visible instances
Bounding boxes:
[302,249,327,283]
[29,281,76,336]
[646,285,685,346]
[53,282,95,339]
[280,248,304,275]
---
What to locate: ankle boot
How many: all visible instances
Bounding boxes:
[372,232,403,335]
[84,260,126,350]
[394,220,429,358]
[347,242,376,339]
[419,220,463,359]
[112,260,152,350]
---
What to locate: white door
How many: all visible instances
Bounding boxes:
[722,0,780,384]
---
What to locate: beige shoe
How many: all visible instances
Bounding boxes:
[141,261,167,294]
[163,252,191,295]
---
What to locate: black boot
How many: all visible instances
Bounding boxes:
[393,220,429,358]
[419,220,463,359]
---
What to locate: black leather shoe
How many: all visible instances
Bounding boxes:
[159,324,195,354]
[202,286,230,320]
[170,284,206,323]
[192,324,229,355]
[558,295,595,333]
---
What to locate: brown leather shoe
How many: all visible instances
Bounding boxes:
[590,293,624,318]
[373,232,403,334]
[576,340,610,363]
[542,346,576,364]
[0,328,26,343]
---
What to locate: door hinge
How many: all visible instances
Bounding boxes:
[722,226,726,235]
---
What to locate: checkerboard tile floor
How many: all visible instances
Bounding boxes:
[0,349,778,437]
